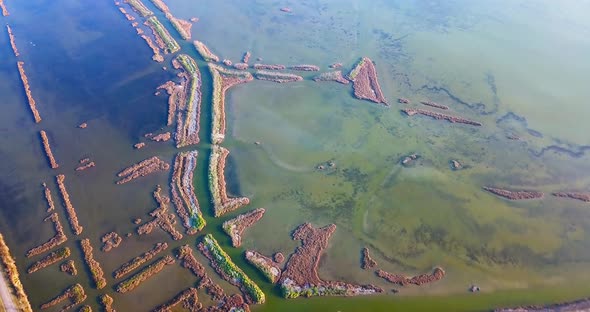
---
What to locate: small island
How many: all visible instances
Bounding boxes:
[347,57,387,105]
[209,146,250,217]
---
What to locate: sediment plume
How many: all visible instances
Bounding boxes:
[116,156,170,184]
[254,70,303,83]
[401,108,482,126]
[150,132,171,142]
[136,186,183,240]
[243,51,251,63]
[222,208,265,247]
[347,57,387,105]
[0,233,33,312]
[0,0,8,16]
[198,234,265,304]
[313,71,349,84]
[17,62,42,123]
[209,63,254,144]
[329,63,342,69]
[209,146,250,217]
[245,250,281,283]
[26,213,67,258]
[56,174,83,235]
[361,247,376,270]
[193,40,219,62]
[134,142,146,149]
[173,54,201,147]
[157,80,181,126]
[289,64,320,71]
[6,25,19,57]
[253,64,286,70]
[482,186,544,200]
[101,232,122,252]
[280,223,383,298]
[552,192,590,202]
[145,16,180,53]
[376,267,445,286]
[99,294,116,312]
[60,260,77,276]
[166,13,192,40]
[27,247,70,274]
[113,242,168,279]
[80,238,106,289]
[233,63,249,70]
[115,255,175,293]
[40,283,86,311]
[42,182,55,212]
[39,131,59,169]
[420,100,449,110]
[75,162,95,172]
[171,151,205,234]
[152,287,200,312]
[124,0,153,17]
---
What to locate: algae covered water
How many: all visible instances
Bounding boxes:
[0,0,590,311]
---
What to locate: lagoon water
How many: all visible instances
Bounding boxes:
[1,0,590,311]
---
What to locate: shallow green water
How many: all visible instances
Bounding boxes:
[0,0,590,311]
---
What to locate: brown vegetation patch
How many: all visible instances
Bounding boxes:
[39,130,59,169]
[402,108,482,126]
[280,223,383,297]
[289,65,320,71]
[347,57,387,105]
[40,283,86,311]
[80,238,106,289]
[552,192,590,203]
[0,233,33,311]
[222,208,265,247]
[101,232,122,252]
[0,0,9,16]
[60,260,77,276]
[27,247,70,274]
[420,100,449,110]
[483,186,544,200]
[116,156,170,184]
[313,71,349,84]
[6,25,19,57]
[99,294,116,312]
[17,61,42,123]
[113,242,168,279]
[115,255,175,293]
[56,174,83,235]
[136,186,183,240]
[26,212,67,258]
[361,247,377,270]
[152,287,200,312]
[42,182,55,212]
[376,267,445,286]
